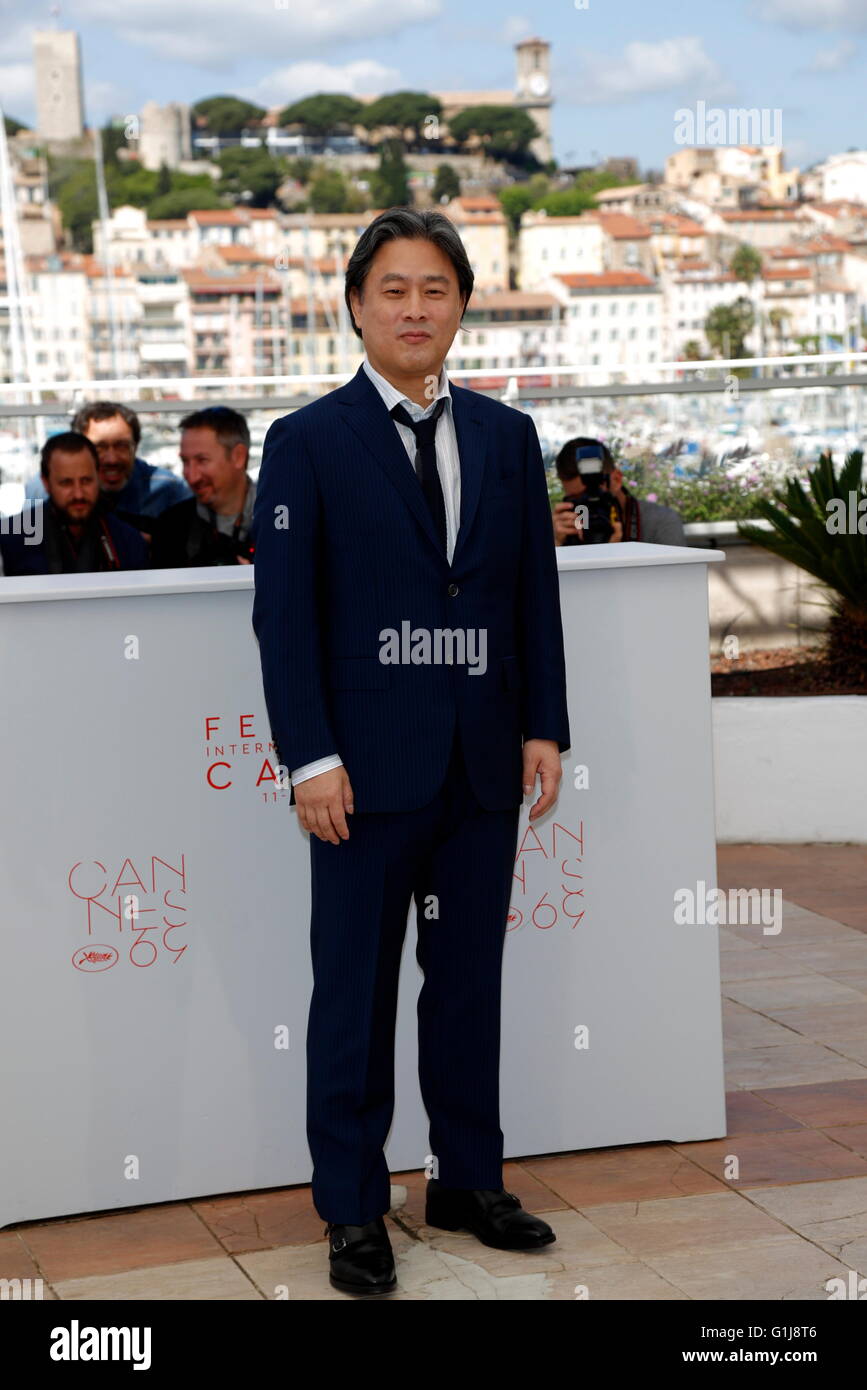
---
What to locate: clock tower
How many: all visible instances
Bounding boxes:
[515,37,552,165]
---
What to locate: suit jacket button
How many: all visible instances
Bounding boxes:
[447,583,459,596]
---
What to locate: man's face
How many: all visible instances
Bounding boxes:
[180,427,247,511]
[44,449,100,524]
[83,415,137,491]
[349,237,465,381]
[561,474,586,498]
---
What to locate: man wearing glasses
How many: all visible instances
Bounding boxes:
[24,401,191,539]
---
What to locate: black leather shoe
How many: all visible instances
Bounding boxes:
[325,1215,397,1295]
[425,1179,556,1250]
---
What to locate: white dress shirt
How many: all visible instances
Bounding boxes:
[291,354,461,787]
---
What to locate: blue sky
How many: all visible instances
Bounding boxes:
[2,0,866,171]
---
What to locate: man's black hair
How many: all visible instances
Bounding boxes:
[70,400,141,448]
[180,405,250,455]
[554,436,615,480]
[344,207,474,340]
[40,431,100,479]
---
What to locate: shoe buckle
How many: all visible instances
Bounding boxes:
[331,1233,347,1252]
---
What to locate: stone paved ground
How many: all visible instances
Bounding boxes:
[3,845,866,1300]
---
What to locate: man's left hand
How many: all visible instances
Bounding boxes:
[522,739,562,820]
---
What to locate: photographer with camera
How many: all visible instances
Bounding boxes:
[551,436,686,547]
[151,406,256,567]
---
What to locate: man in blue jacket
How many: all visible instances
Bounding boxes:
[24,401,190,538]
[252,208,571,1295]
[1,432,149,575]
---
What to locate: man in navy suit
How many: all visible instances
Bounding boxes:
[252,208,570,1295]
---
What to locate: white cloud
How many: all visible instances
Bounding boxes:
[0,15,36,117]
[0,8,31,56]
[754,0,867,26]
[803,38,857,68]
[563,36,730,105]
[72,0,441,68]
[249,60,402,108]
[87,80,134,123]
[502,16,533,42]
[0,63,34,114]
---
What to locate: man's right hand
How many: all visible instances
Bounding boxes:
[295,766,355,843]
[552,500,581,545]
[552,500,623,544]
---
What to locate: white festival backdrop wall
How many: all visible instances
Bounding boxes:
[0,543,726,1227]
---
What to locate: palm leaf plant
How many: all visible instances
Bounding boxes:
[737,450,867,686]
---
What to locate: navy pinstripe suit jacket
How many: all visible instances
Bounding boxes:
[251,363,570,814]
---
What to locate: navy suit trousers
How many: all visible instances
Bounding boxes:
[306,723,522,1224]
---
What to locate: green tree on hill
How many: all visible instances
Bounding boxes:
[101,121,128,166]
[285,156,314,184]
[448,105,538,160]
[731,243,763,284]
[53,162,99,251]
[192,96,266,136]
[278,94,363,136]
[705,298,755,359]
[147,187,222,219]
[216,146,285,206]
[498,180,542,231]
[574,169,627,196]
[156,161,172,196]
[532,188,596,216]
[369,138,410,208]
[432,162,460,202]
[498,170,641,230]
[360,92,442,146]
[307,167,367,214]
[107,166,159,206]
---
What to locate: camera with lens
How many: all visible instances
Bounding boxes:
[566,443,620,545]
[208,528,256,565]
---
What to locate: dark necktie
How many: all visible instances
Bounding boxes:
[390,398,448,555]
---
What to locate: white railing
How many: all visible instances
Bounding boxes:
[1,349,867,401]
